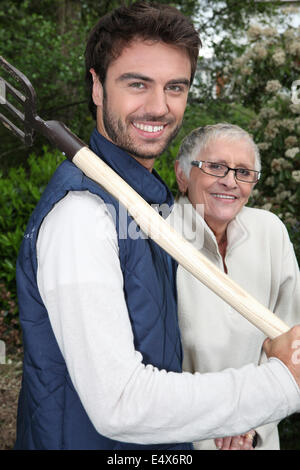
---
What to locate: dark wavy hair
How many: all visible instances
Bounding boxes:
[84,1,201,119]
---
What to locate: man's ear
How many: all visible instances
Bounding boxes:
[90,68,103,107]
[174,160,189,194]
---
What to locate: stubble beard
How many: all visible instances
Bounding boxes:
[102,95,182,160]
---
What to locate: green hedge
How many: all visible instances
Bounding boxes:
[0,147,64,346]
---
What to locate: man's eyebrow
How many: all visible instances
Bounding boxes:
[167,78,190,87]
[117,73,154,83]
[116,73,190,87]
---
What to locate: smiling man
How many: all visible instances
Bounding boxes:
[15,1,300,451]
[90,40,191,167]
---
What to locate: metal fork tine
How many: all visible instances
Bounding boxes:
[0,57,36,146]
[0,57,36,108]
[0,77,26,104]
[0,111,26,143]
[2,99,25,122]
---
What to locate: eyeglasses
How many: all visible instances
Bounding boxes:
[191,160,261,183]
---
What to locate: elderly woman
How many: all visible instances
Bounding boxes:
[168,123,300,450]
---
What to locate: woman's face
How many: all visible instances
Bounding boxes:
[177,137,257,232]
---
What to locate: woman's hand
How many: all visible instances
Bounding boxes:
[214,430,257,450]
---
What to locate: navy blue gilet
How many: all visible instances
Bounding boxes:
[15,129,192,450]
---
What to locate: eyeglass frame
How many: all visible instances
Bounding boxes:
[191,160,261,183]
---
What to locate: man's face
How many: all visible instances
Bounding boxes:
[92,39,191,168]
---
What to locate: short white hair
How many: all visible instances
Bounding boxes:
[177,123,261,178]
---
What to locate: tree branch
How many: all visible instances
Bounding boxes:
[41,99,87,115]
[0,145,27,160]
[254,1,300,4]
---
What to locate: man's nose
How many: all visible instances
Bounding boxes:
[144,88,169,116]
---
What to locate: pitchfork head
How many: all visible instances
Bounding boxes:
[0,56,86,159]
[0,56,38,146]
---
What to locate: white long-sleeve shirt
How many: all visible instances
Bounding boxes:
[36,190,300,445]
[168,195,300,449]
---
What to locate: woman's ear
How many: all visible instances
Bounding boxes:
[174,160,189,194]
[90,68,103,107]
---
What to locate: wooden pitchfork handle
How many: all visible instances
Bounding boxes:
[0,56,290,339]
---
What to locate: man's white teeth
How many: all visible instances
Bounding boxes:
[134,123,164,133]
[212,194,236,200]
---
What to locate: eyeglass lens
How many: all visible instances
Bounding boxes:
[202,162,259,182]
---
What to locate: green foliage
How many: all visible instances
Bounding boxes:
[279,415,300,450]
[0,0,99,170]
[0,147,64,314]
[0,146,64,353]
[0,282,21,354]
[0,0,281,171]
[223,24,300,262]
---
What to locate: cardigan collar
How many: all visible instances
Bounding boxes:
[90,128,174,208]
[173,195,248,256]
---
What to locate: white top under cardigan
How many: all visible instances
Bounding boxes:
[168,195,300,450]
[36,190,300,446]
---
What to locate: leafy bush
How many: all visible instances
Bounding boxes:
[0,147,64,348]
[279,415,300,450]
[0,283,21,355]
[223,24,300,262]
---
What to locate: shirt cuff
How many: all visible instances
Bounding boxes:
[267,357,300,415]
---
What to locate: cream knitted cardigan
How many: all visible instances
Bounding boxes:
[168,196,300,450]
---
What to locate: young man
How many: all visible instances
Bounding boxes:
[15,2,300,450]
